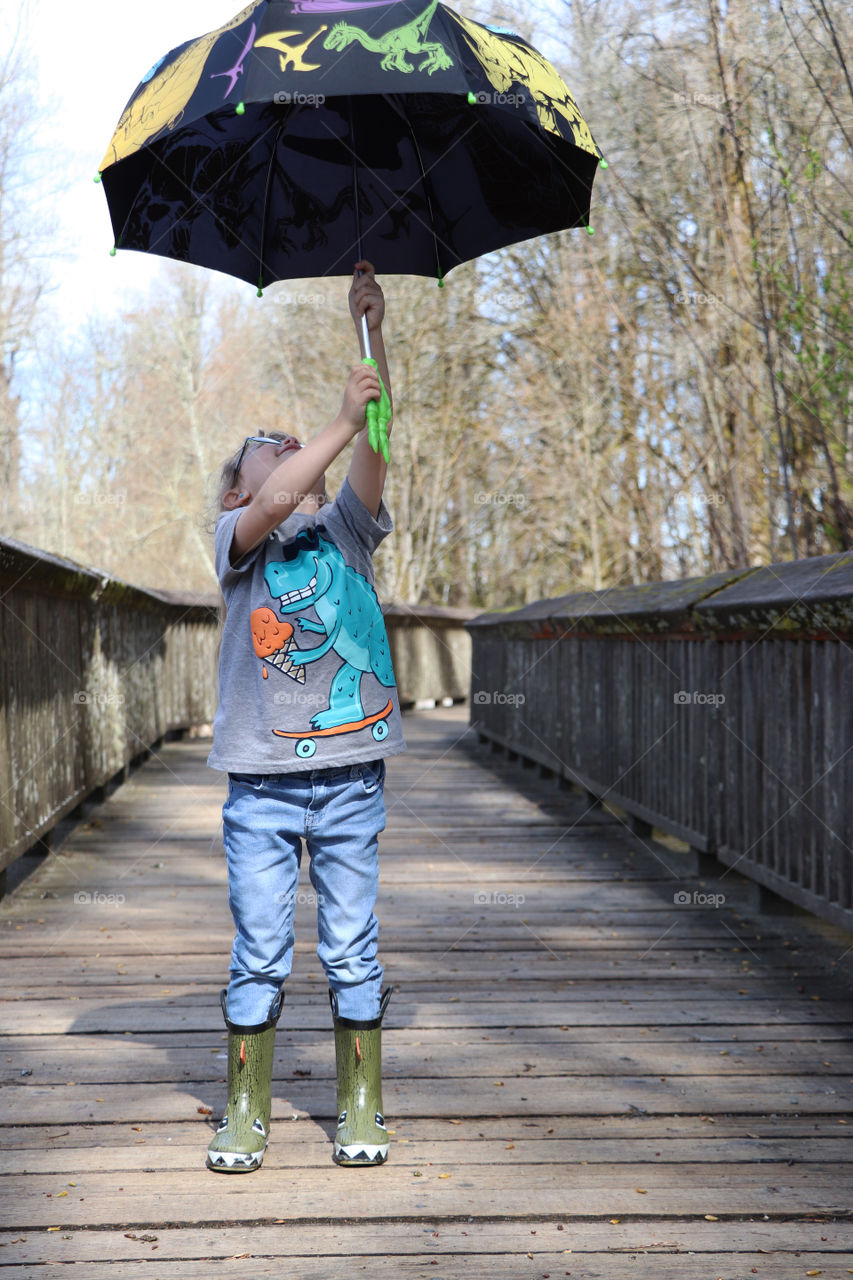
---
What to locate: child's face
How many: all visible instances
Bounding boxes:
[239,434,301,490]
[236,434,325,512]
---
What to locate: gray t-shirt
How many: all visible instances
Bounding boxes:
[207,477,407,773]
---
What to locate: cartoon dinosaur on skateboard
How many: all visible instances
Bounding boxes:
[259,527,395,755]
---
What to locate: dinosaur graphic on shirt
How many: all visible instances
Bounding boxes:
[262,527,394,731]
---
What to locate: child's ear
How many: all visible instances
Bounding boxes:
[222,488,249,511]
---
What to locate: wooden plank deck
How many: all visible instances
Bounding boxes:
[2,704,852,1277]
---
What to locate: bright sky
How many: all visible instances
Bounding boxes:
[11,0,251,331]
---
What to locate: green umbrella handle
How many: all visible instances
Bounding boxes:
[362,356,391,464]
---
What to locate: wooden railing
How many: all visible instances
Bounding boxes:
[0,537,221,888]
[0,537,472,887]
[466,553,853,932]
[382,602,473,706]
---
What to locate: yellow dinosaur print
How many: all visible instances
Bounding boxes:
[100,0,265,170]
[254,28,328,73]
[323,0,453,75]
[449,13,598,154]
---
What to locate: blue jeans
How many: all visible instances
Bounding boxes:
[221,758,386,1025]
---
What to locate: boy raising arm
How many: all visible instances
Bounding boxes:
[222,260,392,564]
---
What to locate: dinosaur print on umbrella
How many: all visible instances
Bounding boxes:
[210,22,257,97]
[323,0,453,74]
[288,2,396,10]
[254,27,329,72]
[449,11,597,150]
[101,0,265,166]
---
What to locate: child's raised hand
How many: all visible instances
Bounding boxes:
[340,363,382,436]
[349,260,385,333]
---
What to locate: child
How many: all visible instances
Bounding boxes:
[205,262,405,1172]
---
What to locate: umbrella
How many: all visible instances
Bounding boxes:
[98,0,603,460]
[98,0,603,291]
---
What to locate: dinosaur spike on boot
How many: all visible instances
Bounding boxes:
[206,986,284,1173]
[330,986,392,1166]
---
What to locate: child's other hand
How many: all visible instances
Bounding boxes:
[349,260,385,332]
[340,363,382,436]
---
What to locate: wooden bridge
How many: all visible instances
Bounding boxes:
[2,703,853,1277]
[2,537,853,1275]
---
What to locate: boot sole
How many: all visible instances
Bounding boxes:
[332,1143,389,1166]
[206,1148,266,1172]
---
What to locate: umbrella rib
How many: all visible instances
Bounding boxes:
[348,98,365,265]
[384,93,443,284]
[257,116,288,294]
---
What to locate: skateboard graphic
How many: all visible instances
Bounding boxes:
[273,698,393,759]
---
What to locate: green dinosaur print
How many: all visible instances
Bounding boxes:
[323,0,453,75]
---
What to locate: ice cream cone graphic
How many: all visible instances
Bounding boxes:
[250,607,305,683]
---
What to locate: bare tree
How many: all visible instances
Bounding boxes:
[0,33,47,535]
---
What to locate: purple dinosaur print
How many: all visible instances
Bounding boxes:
[288,2,393,11]
[210,22,257,97]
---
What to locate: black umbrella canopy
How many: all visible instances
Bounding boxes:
[99,0,603,288]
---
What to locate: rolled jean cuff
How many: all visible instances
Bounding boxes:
[225,975,288,1027]
[329,976,384,1022]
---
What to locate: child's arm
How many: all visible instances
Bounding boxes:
[227,363,381,564]
[347,261,393,520]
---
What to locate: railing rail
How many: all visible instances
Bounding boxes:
[466,553,853,931]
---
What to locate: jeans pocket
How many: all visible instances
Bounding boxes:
[228,772,266,794]
[360,758,386,795]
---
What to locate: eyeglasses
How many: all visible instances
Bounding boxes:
[231,432,296,481]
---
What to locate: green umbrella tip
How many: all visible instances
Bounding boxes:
[236,101,246,115]
[94,171,102,184]
[257,285,263,298]
[467,91,476,104]
[109,245,117,256]
[599,158,608,169]
[586,225,595,235]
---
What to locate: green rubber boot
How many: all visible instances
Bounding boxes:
[206,986,284,1173]
[330,986,392,1166]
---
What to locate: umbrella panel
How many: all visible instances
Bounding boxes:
[102,95,597,286]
